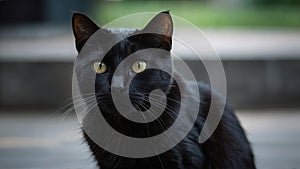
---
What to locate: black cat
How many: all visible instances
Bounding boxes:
[72,11,256,169]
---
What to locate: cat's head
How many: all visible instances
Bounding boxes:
[72,11,173,112]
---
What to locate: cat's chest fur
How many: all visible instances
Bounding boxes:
[84,126,206,169]
[83,82,208,169]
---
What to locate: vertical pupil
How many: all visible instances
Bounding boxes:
[137,62,141,69]
[99,63,102,69]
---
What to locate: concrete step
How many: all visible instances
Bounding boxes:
[1,26,300,109]
[1,60,299,109]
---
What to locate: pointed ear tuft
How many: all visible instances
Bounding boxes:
[142,11,173,50]
[161,10,171,15]
[72,13,99,52]
[142,11,173,37]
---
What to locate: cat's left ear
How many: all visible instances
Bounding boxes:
[72,13,100,52]
[142,11,173,50]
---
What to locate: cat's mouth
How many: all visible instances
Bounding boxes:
[129,93,151,112]
[95,92,151,112]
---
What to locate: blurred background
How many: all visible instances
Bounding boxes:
[0,0,300,169]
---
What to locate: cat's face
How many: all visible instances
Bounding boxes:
[72,12,173,112]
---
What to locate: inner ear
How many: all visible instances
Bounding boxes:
[141,11,173,50]
[143,11,173,36]
[72,13,99,52]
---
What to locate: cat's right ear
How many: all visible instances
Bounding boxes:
[72,13,99,52]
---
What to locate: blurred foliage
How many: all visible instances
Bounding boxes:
[253,0,300,6]
[92,1,300,28]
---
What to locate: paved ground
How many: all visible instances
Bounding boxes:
[0,109,300,169]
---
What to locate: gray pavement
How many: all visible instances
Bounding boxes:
[0,111,95,169]
[0,110,300,169]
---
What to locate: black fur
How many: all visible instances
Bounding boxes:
[72,11,256,169]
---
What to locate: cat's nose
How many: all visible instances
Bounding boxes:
[111,75,129,92]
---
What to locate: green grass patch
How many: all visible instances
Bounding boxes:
[92,1,300,28]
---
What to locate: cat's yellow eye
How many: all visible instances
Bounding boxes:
[93,62,107,74]
[132,60,147,73]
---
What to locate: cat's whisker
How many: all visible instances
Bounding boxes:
[143,97,191,128]
[57,93,98,114]
[59,91,108,111]
[59,95,98,121]
[148,113,173,144]
[147,101,180,125]
[138,102,173,142]
[58,105,84,122]
[59,96,92,112]
[62,92,99,104]
[137,103,151,137]
[77,97,102,121]
[144,92,197,113]
[156,153,165,169]
[131,102,166,169]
